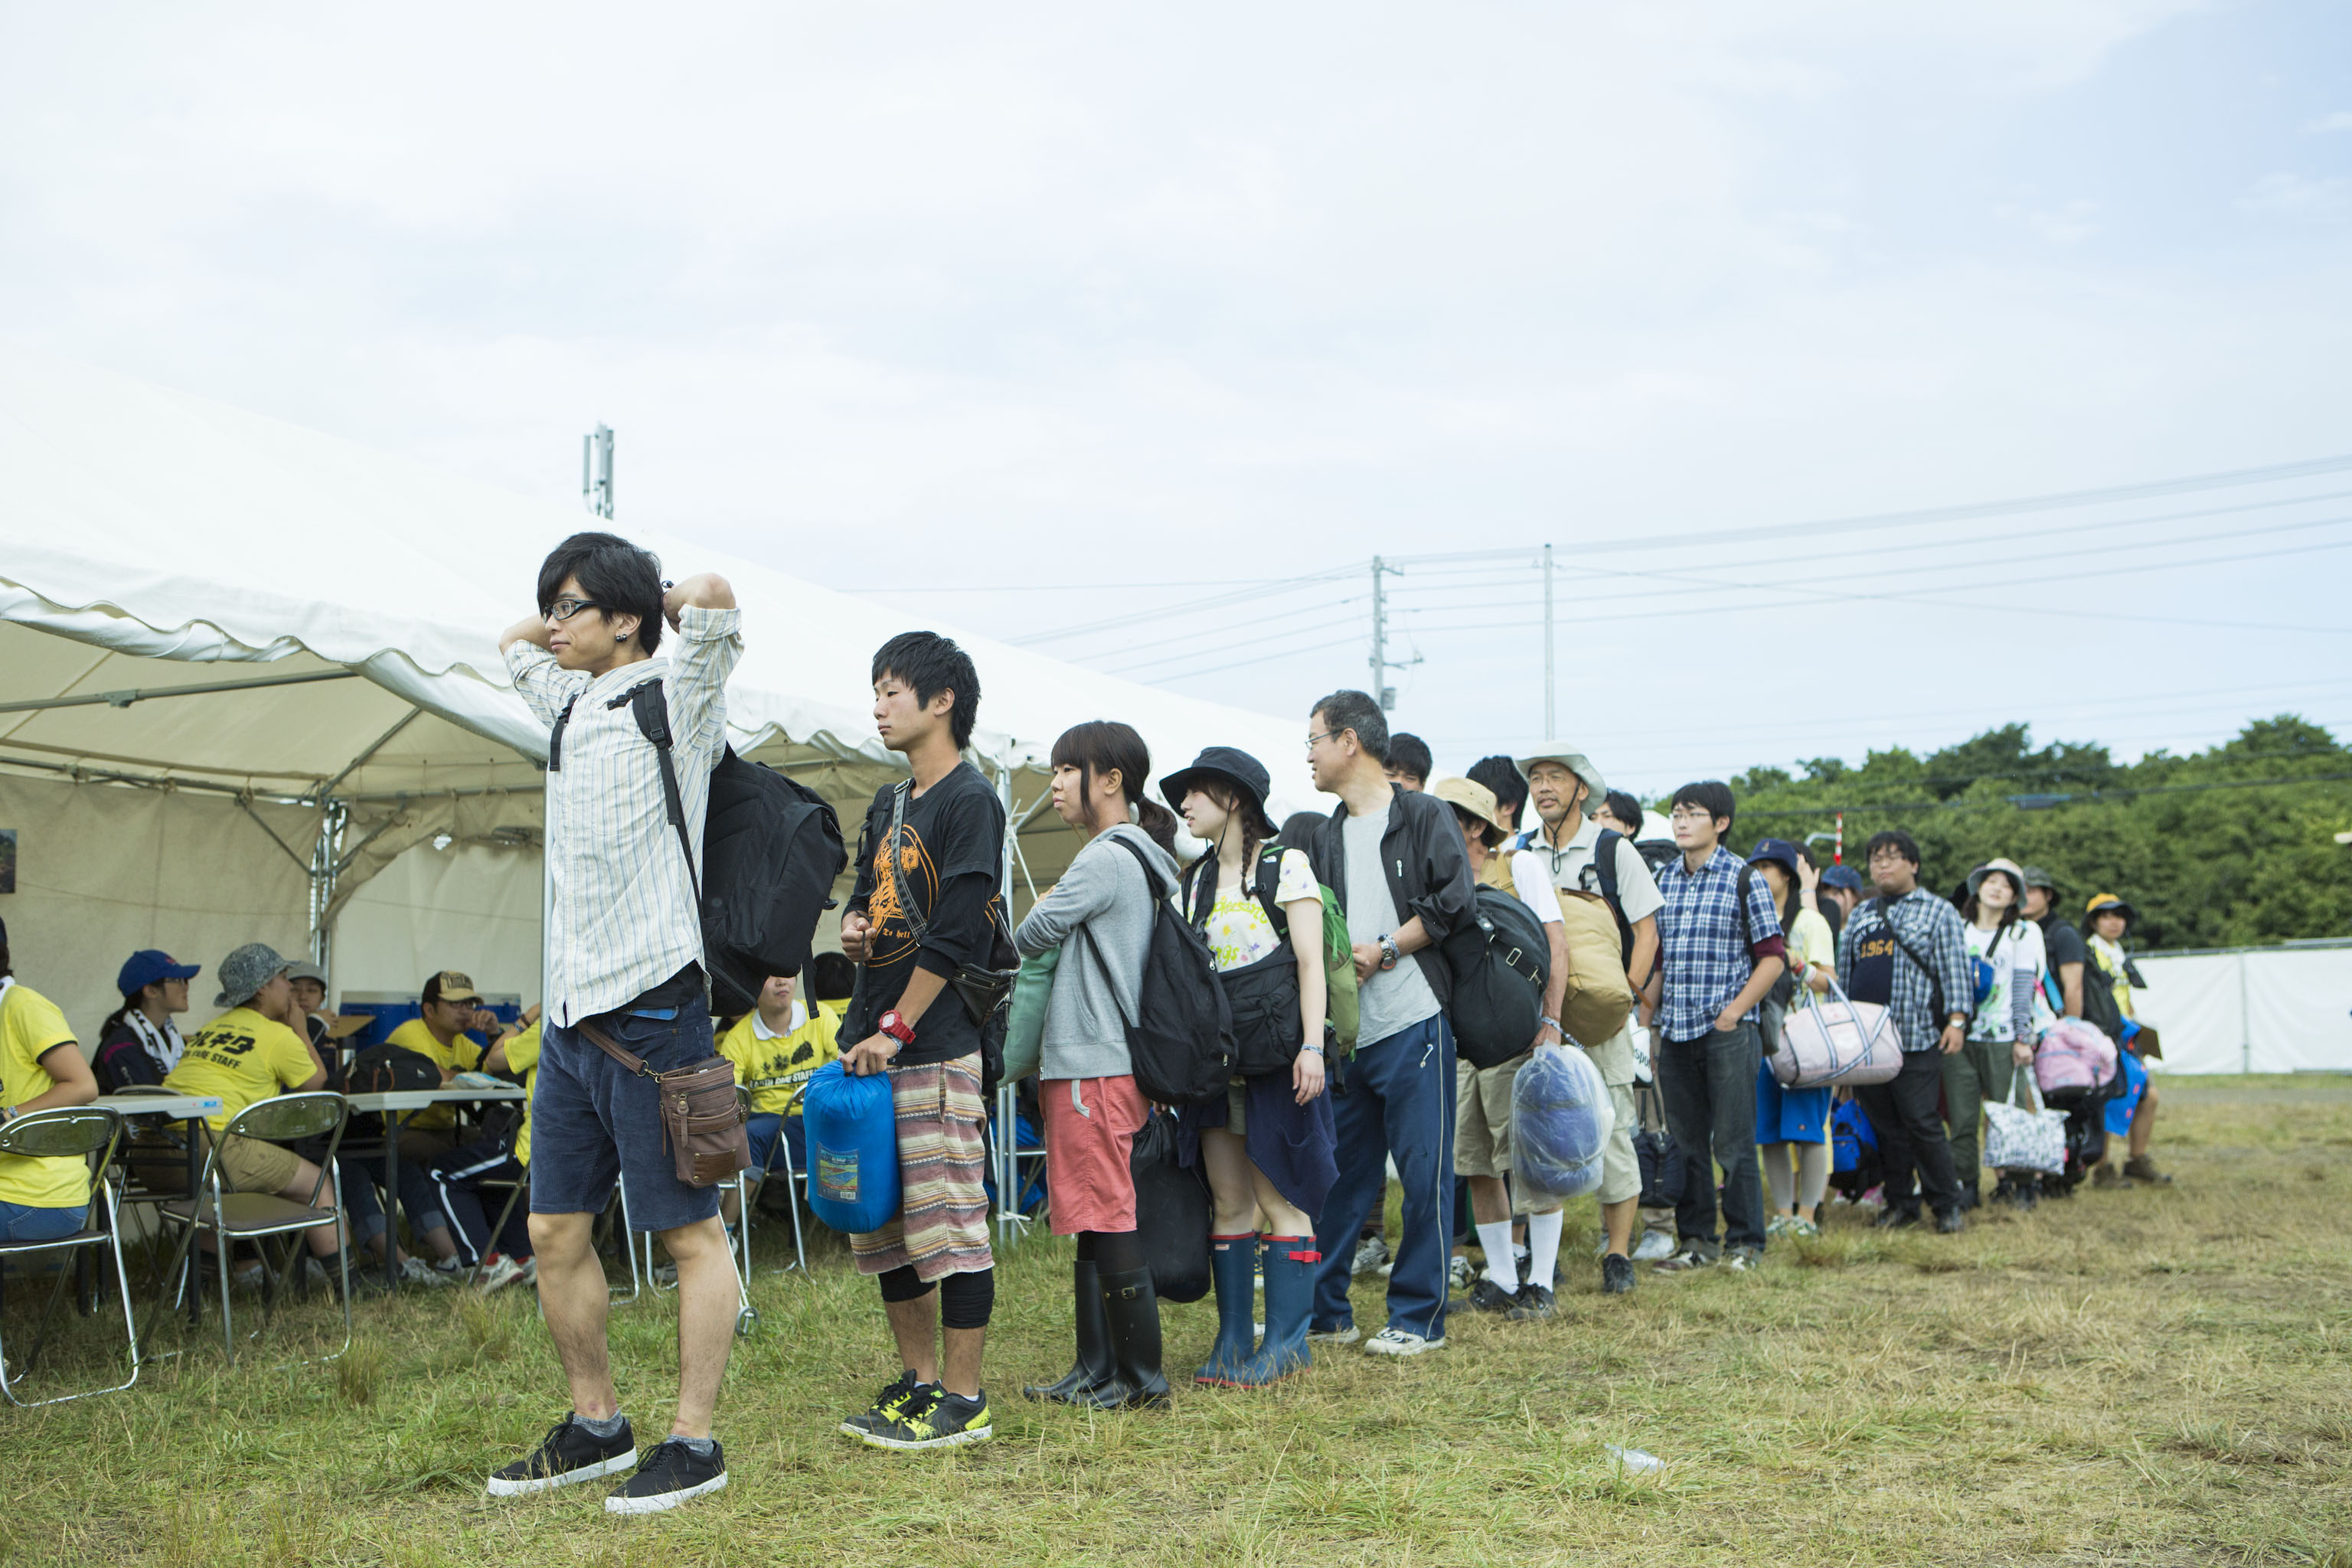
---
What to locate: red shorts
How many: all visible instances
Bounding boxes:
[1040,1074,1149,1235]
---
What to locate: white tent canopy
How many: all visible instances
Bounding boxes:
[0,346,1331,1028]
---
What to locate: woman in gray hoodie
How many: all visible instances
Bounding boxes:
[1013,720,1184,1411]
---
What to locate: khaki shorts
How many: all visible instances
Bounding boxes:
[1455,1052,1564,1216]
[215,1132,301,1194]
[1597,1081,1641,1207]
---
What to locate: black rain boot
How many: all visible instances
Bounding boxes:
[1072,1266,1171,1410]
[1022,1259,1113,1404]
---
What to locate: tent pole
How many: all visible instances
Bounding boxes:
[310,802,347,973]
[0,668,360,715]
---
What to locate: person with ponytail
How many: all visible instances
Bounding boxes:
[1014,720,1184,1410]
[93,950,202,1092]
[1164,746,1335,1387]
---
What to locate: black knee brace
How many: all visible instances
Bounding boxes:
[877,1265,934,1304]
[938,1267,995,1330]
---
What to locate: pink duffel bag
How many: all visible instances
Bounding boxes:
[1772,980,1904,1089]
[2034,1017,2118,1097]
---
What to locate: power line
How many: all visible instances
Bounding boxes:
[1736,770,2352,821]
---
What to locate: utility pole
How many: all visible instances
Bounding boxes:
[1543,542,1555,737]
[583,424,615,518]
[1367,555,1417,710]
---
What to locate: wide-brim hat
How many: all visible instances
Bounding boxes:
[2085,893,2138,925]
[1515,743,1606,818]
[2020,864,2059,893]
[1160,746,1272,821]
[214,942,290,1009]
[1968,858,2028,901]
[1431,776,1511,845]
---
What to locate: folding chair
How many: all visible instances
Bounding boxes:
[728,1086,808,1282]
[0,1108,139,1407]
[145,1093,352,1364]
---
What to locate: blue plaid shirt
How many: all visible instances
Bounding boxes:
[1655,845,1784,1042]
[1835,888,1975,1054]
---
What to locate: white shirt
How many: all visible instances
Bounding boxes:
[750,999,808,1040]
[506,605,743,1026]
[1524,813,1664,926]
[1502,848,1563,925]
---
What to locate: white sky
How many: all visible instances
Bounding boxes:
[5,2,2348,795]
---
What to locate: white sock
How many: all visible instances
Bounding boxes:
[1524,1210,1565,1292]
[1475,1220,1518,1287]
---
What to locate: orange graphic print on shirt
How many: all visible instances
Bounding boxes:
[866,820,939,969]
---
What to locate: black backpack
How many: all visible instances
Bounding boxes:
[1441,884,1551,1070]
[550,678,848,1016]
[348,1044,439,1094]
[1080,834,1234,1105]
[1181,847,1305,1078]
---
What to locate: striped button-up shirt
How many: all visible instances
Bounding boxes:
[506,606,742,1027]
[1655,844,1784,1042]
[1835,887,1975,1054]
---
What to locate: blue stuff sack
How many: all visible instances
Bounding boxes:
[1510,1044,1614,1199]
[1832,1097,1878,1174]
[801,1060,900,1235]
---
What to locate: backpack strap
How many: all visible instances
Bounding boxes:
[1253,845,1291,944]
[621,678,702,906]
[1592,827,1634,960]
[547,694,580,773]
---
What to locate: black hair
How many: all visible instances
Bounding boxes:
[1602,789,1645,837]
[1387,733,1432,785]
[1466,756,1527,828]
[98,984,153,1045]
[1864,829,1922,868]
[0,939,9,981]
[808,952,855,1004]
[1309,690,1389,766]
[1050,720,1180,854]
[1670,779,1736,833]
[536,531,667,655]
[872,631,981,750]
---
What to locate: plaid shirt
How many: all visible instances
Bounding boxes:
[1655,844,1784,1042]
[1835,887,1975,1053]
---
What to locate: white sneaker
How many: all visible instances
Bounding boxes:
[1447,1255,1475,1292]
[1350,1236,1390,1276]
[1306,1325,1361,1345]
[1363,1327,1445,1357]
[476,1253,531,1295]
[1631,1230,1677,1263]
[401,1255,453,1288]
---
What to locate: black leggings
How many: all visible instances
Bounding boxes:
[1076,1229,1144,1276]
[875,1264,995,1329]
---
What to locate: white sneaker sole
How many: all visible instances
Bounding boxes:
[485,1447,637,1497]
[1305,1327,1360,1345]
[1362,1335,1445,1357]
[604,1470,728,1514]
[858,1423,993,1452]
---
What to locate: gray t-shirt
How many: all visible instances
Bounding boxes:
[1342,808,1442,1045]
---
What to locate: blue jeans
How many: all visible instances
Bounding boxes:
[1658,1023,1768,1256]
[0,1200,87,1242]
[744,1112,806,1179]
[531,991,723,1234]
[1310,1013,1457,1342]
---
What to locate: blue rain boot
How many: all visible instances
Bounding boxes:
[1231,1234,1316,1386]
[1193,1234,1261,1386]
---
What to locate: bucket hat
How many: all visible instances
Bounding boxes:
[1820,864,1866,891]
[1515,743,1606,818]
[1159,746,1272,820]
[2020,864,2059,893]
[1745,838,1804,879]
[1967,858,2028,902]
[1431,776,1511,847]
[214,943,291,1009]
[2085,893,2138,926]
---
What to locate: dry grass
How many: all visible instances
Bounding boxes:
[3,1073,2349,1566]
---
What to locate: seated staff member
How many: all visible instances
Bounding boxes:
[383,971,501,1153]
[715,972,838,1227]
[0,919,102,1241]
[429,1010,543,1295]
[93,949,201,1092]
[162,943,351,1269]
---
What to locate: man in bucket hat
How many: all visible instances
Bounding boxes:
[1508,743,1662,1297]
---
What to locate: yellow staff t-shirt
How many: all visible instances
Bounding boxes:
[0,984,90,1210]
[503,1023,542,1167]
[383,1018,486,1131]
[165,1008,318,1133]
[717,1003,838,1118]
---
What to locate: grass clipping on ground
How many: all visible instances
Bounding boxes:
[3,1075,2349,1567]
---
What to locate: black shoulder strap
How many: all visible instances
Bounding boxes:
[887,779,923,941]
[622,678,701,906]
[547,694,580,773]
[1873,895,1945,1018]
[1735,863,1757,945]
[1254,845,1291,943]
[1592,828,1623,910]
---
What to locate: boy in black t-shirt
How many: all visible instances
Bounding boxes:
[834,632,1007,1452]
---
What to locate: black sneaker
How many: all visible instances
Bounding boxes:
[1873,1207,1922,1230]
[838,1370,935,1439]
[604,1438,727,1514]
[1505,1284,1557,1321]
[1465,1277,1518,1314]
[1934,1209,1966,1235]
[860,1389,993,1452]
[1600,1253,1636,1295]
[485,1413,638,1497]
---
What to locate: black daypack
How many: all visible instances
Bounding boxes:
[550,678,848,1017]
[1080,834,1234,1105]
[1441,884,1551,1070]
[1130,1109,1213,1302]
[1182,846,1305,1079]
[348,1044,439,1094]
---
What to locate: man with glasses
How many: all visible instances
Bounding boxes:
[1648,781,1785,1274]
[490,531,743,1514]
[1838,830,1975,1233]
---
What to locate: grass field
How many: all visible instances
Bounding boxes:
[4,1073,2350,1567]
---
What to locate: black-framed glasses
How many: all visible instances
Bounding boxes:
[544,598,604,624]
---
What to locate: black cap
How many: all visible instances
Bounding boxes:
[1160,746,1272,818]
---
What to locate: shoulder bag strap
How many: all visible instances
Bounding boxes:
[575,1018,652,1079]
[1874,896,1946,1021]
[887,779,923,942]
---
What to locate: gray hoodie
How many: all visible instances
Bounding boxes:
[1013,823,1181,1082]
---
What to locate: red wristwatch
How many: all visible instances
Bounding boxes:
[877,1010,916,1047]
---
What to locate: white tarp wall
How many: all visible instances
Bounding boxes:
[2133,943,2352,1074]
[0,771,314,1032]
[331,842,544,1008]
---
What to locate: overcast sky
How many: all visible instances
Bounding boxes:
[5,2,2348,796]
